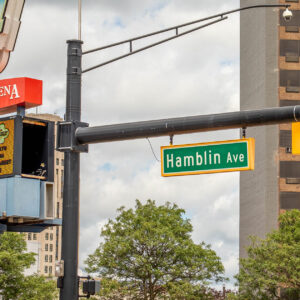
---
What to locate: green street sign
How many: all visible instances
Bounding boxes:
[161,138,255,177]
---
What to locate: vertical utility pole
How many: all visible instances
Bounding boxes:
[60,39,82,300]
[78,0,82,40]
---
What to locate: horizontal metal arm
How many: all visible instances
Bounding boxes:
[82,17,227,73]
[75,105,300,145]
[83,4,289,55]
[82,4,289,73]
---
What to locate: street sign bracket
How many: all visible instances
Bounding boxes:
[57,121,89,153]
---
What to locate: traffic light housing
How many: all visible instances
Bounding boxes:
[82,280,101,296]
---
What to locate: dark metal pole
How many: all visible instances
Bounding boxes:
[75,105,300,145]
[60,39,82,300]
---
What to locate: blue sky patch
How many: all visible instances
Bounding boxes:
[144,1,168,19]
[219,59,237,66]
[113,17,125,28]
[98,163,114,172]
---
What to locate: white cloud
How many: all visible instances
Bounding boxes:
[2,0,240,287]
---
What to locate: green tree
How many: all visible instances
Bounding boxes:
[0,232,58,300]
[236,210,300,300]
[19,275,58,300]
[85,200,226,300]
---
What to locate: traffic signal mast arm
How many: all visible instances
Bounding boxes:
[75,105,300,145]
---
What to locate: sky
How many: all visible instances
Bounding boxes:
[2,0,240,288]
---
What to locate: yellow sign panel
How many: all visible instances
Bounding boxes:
[292,122,300,155]
[0,119,14,176]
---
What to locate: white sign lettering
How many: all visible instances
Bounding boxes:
[0,84,20,99]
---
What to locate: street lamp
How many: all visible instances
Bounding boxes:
[58,4,293,299]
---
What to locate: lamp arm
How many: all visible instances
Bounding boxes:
[82,16,227,73]
[83,4,289,55]
[82,4,290,73]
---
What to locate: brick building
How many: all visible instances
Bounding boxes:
[240,0,300,258]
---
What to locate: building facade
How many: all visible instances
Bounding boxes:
[240,0,300,258]
[24,113,64,276]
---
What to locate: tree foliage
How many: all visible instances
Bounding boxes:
[0,232,58,300]
[236,209,300,300]
[85,200,226,300]
[19,275,58,300]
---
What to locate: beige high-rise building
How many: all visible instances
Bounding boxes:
[240,0,300,258]
[24,113,64,277]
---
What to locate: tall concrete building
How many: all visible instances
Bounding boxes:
[24,113,64,276]
[240,0,300,258]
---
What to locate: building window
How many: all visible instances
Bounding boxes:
[57,177,60,198]
[28,233,32,240]
[49,266,52,275]
[56,202,60,218]
[45,255,48,262]
[50,233,53,241]
[280,40,300,60]
[280,130,291,148]
[33,233,37,240]
[286,54,299,63]
[280,161,300,178]
[45,233,49,240]
[44,266,48,273]
[45,244,48,251]
[61,159,64,166]
[280,192,300,209]
[56,169,58,175]
[286,178,300,184]
[280,100,300,107]
[55,228,59,260]
[50,244,53,252]
[61,170,64,198]
[285,26,299,33]
[280,70,300,92]
[56,158,59,165]
[49,255,53,263]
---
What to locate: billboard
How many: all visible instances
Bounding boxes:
[0,115,54,182]
[0,118,14,176]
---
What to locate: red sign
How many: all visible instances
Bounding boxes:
[0,77,42,115]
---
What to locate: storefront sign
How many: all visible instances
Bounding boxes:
[0,77,42,115]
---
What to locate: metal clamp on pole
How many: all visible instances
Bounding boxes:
[57,121,89,153]
[78,276,101,299]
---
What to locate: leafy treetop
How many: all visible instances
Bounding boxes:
[85,199,226,300]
